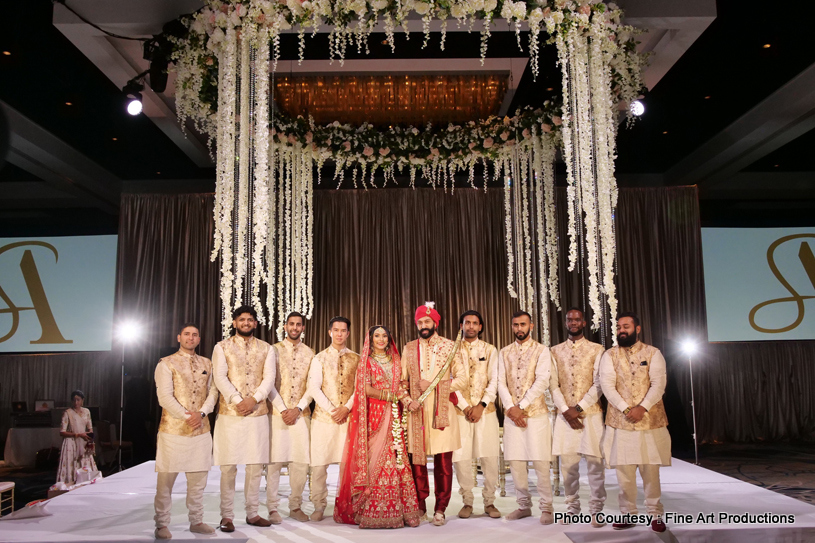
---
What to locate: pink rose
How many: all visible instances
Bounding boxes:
[468,142,477,149]
[542,7,551,17]
[431,148,440,156]
[483,137,494,148]
[552,116,563,126]
[305,131,313,143]
[287,134,296,144]
[205,57,214,65]
[500,131,510,141]
[506,139,516,146]
[522,128,531,139]
[379,147,390,156]
[578,4,591,15]
[363,146,374,157]
[541,123,552,133]
[343,141,351,151]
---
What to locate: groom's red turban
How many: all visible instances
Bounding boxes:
[414,302,441,326]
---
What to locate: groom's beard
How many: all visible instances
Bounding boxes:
[617,330,638,347]
[419,325,436,339]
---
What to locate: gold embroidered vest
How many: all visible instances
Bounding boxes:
[455,340,497,415]
[313,348,360,423]
[159,351,213,437]
[217,336,270,417]
[501,340,549,417]
[550,338,604,415]
[272,341,315,417]
[605,342,669,431]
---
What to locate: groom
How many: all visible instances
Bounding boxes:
[401,302,466,526]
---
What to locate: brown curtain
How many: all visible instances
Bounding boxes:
[3,187,814,451]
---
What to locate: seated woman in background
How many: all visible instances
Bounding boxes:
[57,390,98,485]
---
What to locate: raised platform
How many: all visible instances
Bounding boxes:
[2,458,813,542]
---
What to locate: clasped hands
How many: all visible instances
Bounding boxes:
[505,405,528,428]
[624,405,646,423]
[561,406,584,430]
[463,403,485,423]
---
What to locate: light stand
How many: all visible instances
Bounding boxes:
[682,340,700,465]
[117,321,140,473]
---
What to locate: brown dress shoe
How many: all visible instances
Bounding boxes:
[246,515,273,527]
[458,505,473,519]
[268,511,283,524]
[219,519,235,532]
[484,504,502,518]
[310,510,324,522]
[290,508,310,522]
[613,522,636,530]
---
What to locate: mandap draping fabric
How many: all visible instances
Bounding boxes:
[2,188,814,448]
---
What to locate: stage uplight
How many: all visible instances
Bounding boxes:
[630,99,645,116]
[126,98,143,116]
[118,320,141,342]
[681,339,697,355]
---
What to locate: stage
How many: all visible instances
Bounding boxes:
[2,458,814,543]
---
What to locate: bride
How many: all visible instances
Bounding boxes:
[333,326,421,528]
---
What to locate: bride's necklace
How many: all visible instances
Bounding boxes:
[372,352,390,362]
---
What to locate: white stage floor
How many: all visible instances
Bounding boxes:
[2,459,814,543]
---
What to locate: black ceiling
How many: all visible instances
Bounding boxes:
[1,0,813,235]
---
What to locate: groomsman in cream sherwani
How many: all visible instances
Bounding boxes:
[153,323,219,539]
[267,311,315,523]
[498,310,555,525]
[452,310,501,520]
[212,306,276,532]
[307,316,359,521]
[549,308,606,528]
[600,312,671,533]
[402,302,467,526]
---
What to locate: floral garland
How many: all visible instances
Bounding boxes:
[270,104,561,188]
[170,0,647,135]
[391,400,408,469]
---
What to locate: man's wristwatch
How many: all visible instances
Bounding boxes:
[575,405,583,413]
[480,401,487,408]
[200,412,206,419]
[623,407,632,415]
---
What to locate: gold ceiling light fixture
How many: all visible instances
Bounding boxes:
[274,74,508,126]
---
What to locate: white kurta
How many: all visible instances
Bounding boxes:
[154,358,219,472]
[308,347,355,466]
[452,410,501,462]
[269,338,313,464]
[599,348,672,467]
[498,340,553,462]
[212,341,276,466]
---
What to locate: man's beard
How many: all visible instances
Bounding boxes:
[419,325,436,339]
[618,330,637,347]
[567,324,584,337]
[464,329,479,339]
[236,327,254,338]
[515,329,530,342]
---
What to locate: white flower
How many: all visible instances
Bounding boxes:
[511,1,527,20]
[471,0,485,12]
[414,1,431,15]
[373,0,389,10]
[484,0,497,12]
[349,0,367,15]
[451,3,465,19]
[528,7,543,26]
[210,27,226,43]
[234,3,248,17]
[215,12,229,27]
[287,0,304,16]
[500,1,514,20]
[552,11,564,24]
[191,18,205,34]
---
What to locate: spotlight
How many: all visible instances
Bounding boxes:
[630,99,645,116]
[118,320,141,342]
[681,339,697,355]
[123,79,144,116]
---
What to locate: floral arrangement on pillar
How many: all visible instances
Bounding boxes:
[170,0,647,341]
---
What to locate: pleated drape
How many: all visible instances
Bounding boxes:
[3,187,814,452]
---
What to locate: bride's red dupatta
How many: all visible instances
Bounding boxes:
[333,328,402,524]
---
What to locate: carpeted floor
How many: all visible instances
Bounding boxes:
[2,442,814,511]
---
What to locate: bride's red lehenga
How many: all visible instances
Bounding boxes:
[333,330,421,528]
